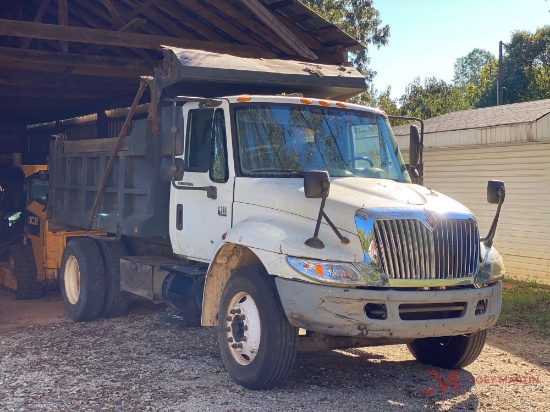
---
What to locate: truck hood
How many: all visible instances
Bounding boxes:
[233,177,474,235]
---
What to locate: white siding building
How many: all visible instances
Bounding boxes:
[394,99,550,285]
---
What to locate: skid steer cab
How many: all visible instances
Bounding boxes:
[0,165,92,299]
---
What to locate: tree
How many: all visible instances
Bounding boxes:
[352,84,399,114]
[500,26,550,103]
[472,59,498,108]
[301,0,390,83]
[398,77,472,119]
[473,26,550,106]
[453,48,496,89]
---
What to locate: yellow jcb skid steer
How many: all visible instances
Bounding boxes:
[0,165,91,299]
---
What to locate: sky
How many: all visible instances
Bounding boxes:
[369,0,550,100]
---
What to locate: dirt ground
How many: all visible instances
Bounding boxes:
[0,291,548,412]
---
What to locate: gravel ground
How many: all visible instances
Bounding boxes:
[0,292,548,411]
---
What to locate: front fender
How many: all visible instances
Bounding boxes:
[224,212,362,265]
[202,212,363,326]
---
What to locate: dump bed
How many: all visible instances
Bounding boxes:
[47,119,170,238]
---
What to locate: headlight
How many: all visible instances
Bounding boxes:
[287,257,364,285]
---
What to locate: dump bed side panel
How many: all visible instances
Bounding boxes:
[48,119,170,238]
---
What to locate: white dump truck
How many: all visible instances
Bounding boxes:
[45,48,505,389]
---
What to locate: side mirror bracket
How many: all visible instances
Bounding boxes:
[303,171,349,249]
[481,180,506,248]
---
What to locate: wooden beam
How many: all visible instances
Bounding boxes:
[20,0,51,49]
[100,0,126,26]
[306,25,340,37]
[174,0,261,45]
[0,85,123,99]
[286,13,312,24]
[81,17,147,56]
[58,0,69,53]
[152,1,228,42]
[314,45,347,65]
[205,0,295,55]
[0,19,277,58]
[0,71,138,91]
[269,10,323,50]
[70,0,119,27]
[238,0,317,60]
[117,0,195,40]
[117,0,157,25]
[0,45,156,74]
[270,0,294,10]
[119,17,147,32]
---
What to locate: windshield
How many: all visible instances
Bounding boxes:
[234,104,410,182]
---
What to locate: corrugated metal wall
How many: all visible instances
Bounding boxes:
[397,114,550,285]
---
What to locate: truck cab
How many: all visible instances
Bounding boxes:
[160,94,505,388]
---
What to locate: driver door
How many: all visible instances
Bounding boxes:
[169,101,234,262]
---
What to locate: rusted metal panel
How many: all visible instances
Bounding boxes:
[156,48,366,101]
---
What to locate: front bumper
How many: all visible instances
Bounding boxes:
[275,278,502,339]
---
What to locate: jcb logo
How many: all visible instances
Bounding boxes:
[28,215,39,226]
[218,206,227,217]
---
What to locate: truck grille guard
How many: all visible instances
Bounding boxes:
[354,209,483,287]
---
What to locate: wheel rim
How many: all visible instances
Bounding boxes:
[64,255,81,305]
[223,291,261,365]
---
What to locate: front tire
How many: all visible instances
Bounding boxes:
[218,266,298,389]
[60,238,106,322]
[407,329,488,369]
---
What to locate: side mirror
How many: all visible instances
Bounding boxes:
[159,157,184,181]
[409,125,420,168]
[304,170,330,199]
[487,180,505,204]
[481,180,505,247]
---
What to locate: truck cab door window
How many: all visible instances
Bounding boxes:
[186,109,214,172]
[210,109,229,183]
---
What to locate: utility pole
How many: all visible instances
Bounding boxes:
[497,41,503,105]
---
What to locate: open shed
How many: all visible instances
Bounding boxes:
[394,99,550,285]
[0,0,364,163]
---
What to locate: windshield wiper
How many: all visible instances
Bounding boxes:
[249,169,304,177]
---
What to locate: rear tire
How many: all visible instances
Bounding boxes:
[218,266,298,389]
[407,329,488,369]
[60,238,106,322]
[96,240,130,318]
[9,240,44,300]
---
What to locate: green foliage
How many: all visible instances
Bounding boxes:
[472,26,550,107]
[351,85,399,115]
[301,0,389,82]
[473,59,498,108]
[500,26,550,103]
[398,77,472,119]
[453,48,496,89]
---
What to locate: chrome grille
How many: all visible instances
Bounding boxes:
[373,219,480,280]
